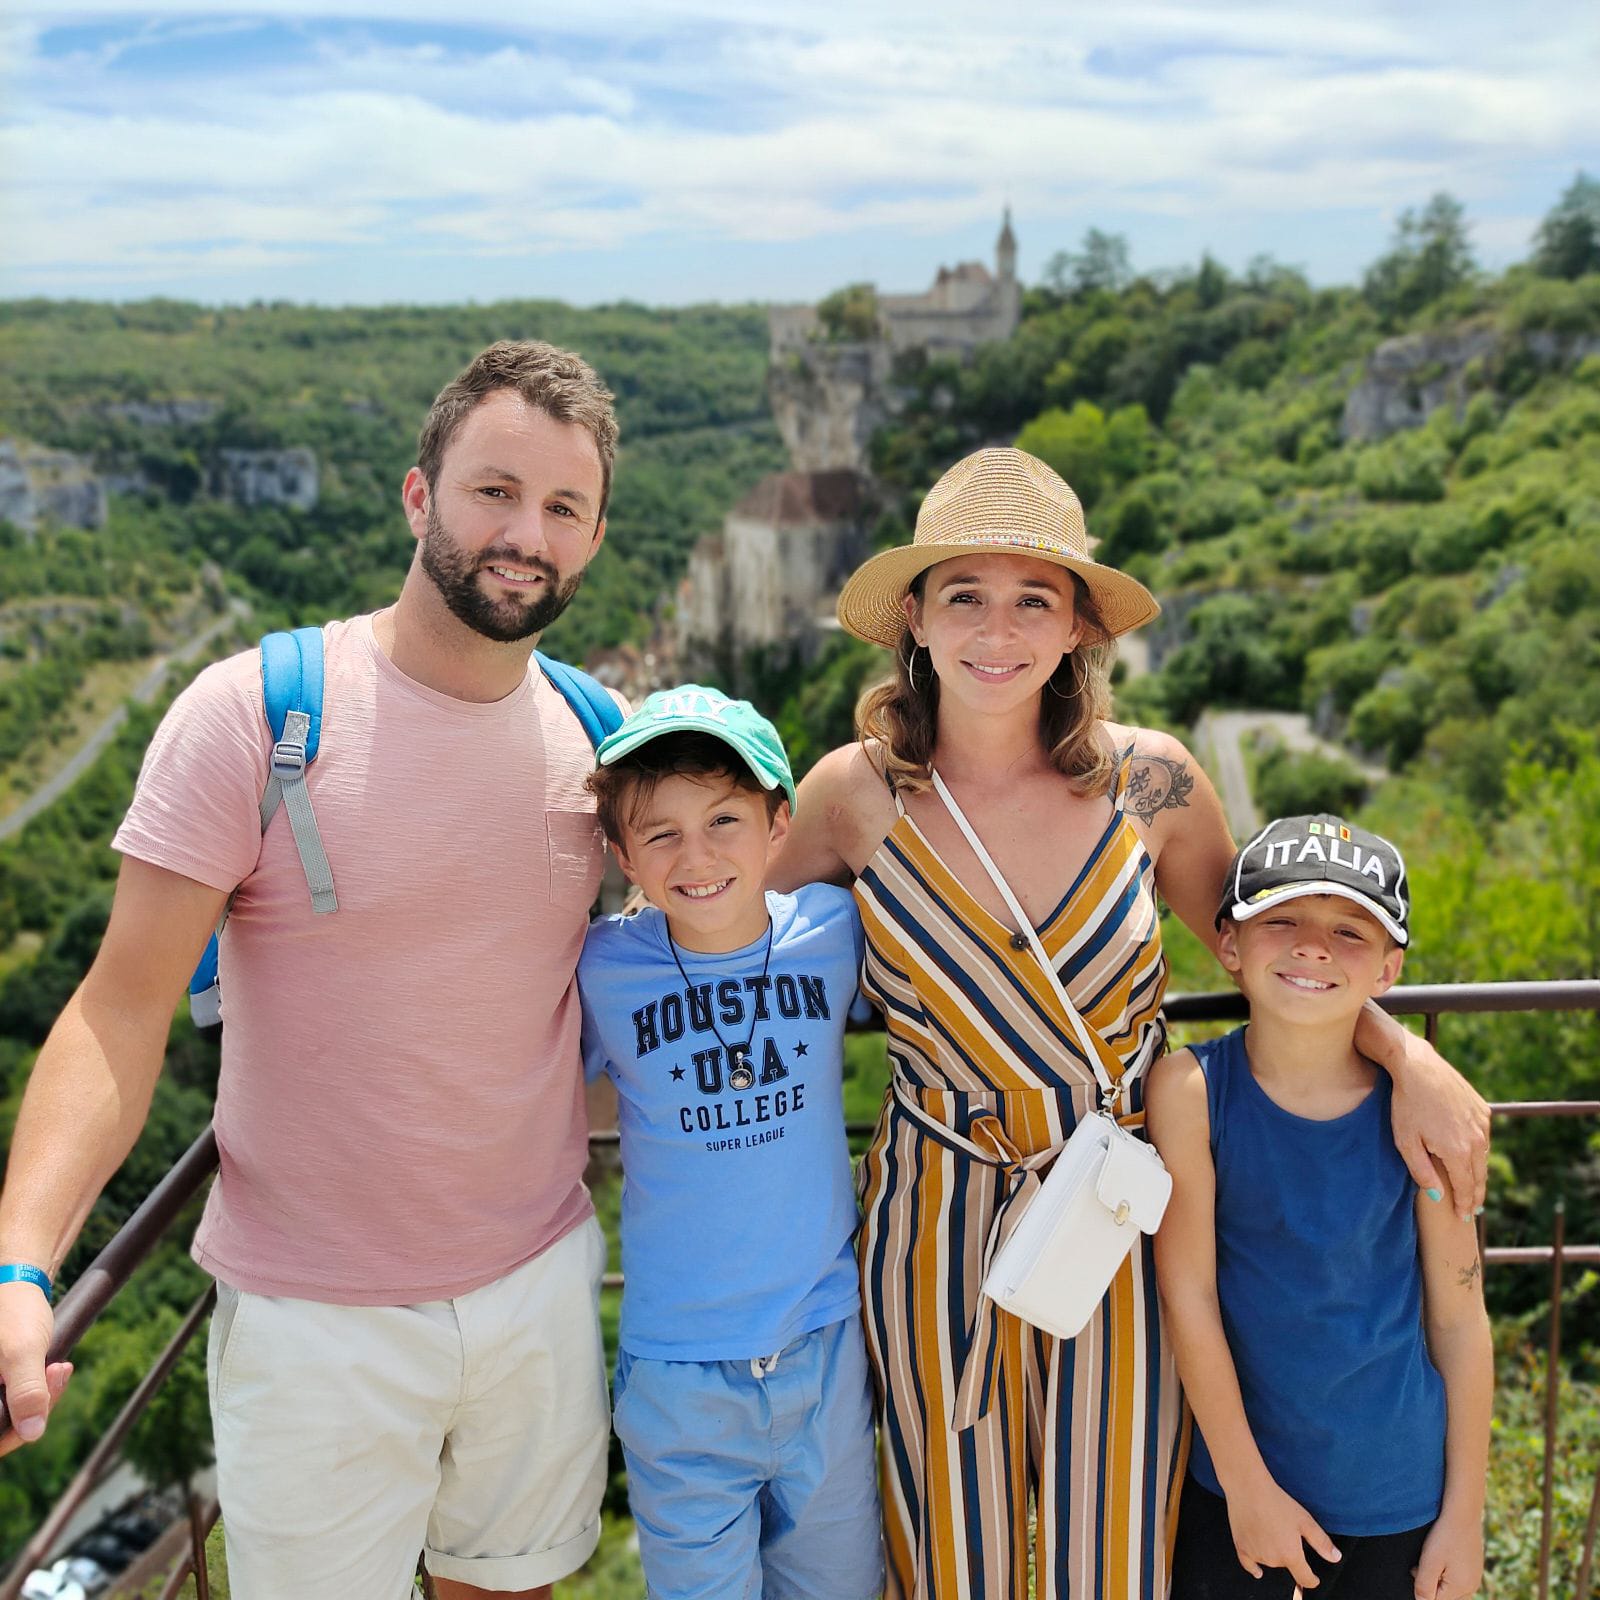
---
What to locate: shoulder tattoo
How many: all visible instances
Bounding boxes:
[1124,752,1195,827]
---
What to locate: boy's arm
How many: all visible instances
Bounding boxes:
[1146,1050,1340,1589]
[1412,1178,1492,1600]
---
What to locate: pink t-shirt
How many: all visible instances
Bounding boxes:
[113,614,605,1303]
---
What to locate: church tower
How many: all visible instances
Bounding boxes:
[995,206,1020,338]
[997,205,1017,285]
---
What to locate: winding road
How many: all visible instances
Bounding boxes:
[0,599,249,844]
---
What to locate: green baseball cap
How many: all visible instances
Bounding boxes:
[595,684,797,811]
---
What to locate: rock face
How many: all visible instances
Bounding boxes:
[766,209,1022,474]
[210,448,319,511]
[1343,325,1600,442]
[102,399,220,428]
[767,343,893,475]
[678,471,868,664]
[0,438,108,534]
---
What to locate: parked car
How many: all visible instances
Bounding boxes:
[18,1553,103,1600]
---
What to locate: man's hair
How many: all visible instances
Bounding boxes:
[587,731,784,848]
[417,340,619,520]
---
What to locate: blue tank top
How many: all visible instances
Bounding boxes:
[1187,1027,1446,1535]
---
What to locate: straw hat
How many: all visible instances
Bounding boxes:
[835,447,1159,647]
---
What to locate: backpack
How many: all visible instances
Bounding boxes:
[187,625,625,1027]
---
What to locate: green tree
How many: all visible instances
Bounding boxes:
[815,283,881,343]
[1363,193,1476,322]
[1531,171,1600,280]
[1043,229,1132,296]
[1015,402,1108,506]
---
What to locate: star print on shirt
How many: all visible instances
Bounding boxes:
[793,1041,809,1058]
[670,1065,685,1081]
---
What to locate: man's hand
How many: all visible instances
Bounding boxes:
[1358,1003,1490,1219]
[0,1278,71,1455]
[1223,1470,1341,1589]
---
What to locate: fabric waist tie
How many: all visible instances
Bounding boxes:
[888,1074,1144,1433]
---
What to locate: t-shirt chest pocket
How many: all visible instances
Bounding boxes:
[548,809,604,908]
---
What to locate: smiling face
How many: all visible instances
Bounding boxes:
[904,552,1085,714]
[1219,894,1404,1025]
[403,387,606,643]
[614,772,792,954]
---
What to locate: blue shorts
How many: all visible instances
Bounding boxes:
[613,1314,885,1600]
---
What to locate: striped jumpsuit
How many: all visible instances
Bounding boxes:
[854,751,1186,1600]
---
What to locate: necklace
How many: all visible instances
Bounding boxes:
[667,914,776,1091]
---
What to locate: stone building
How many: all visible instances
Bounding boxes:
[768,208,1021,360]
[677,470,867,665]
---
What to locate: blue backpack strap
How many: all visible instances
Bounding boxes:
[189,626,335,1028]
[536,651,624,748]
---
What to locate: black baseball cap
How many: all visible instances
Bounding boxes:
[1217,814,1410,946]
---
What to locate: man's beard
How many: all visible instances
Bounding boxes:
[419,503,586,643]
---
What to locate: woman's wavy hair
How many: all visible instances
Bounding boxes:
[856,568,1118,797]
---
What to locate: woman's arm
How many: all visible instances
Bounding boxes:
[767,742,895,893]
[1123,728,1236,956]
[1355,1007,1490,1220]
[1146,1050,1340,1589]
[1412,1179,1492,1600]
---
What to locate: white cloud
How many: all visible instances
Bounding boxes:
[2,3,1597,297]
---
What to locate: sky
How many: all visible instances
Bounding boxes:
[3,3,1598,308]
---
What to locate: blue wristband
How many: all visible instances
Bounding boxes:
[0,1264,53,1301]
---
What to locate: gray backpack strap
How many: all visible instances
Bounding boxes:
[260,707,337,914]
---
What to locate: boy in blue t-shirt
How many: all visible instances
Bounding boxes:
[1146,816,1491,1600]
[578,685,883,1600]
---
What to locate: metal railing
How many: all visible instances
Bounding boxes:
[2,977,1598,1600]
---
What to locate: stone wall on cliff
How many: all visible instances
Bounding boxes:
[0,439,107,535]
[677,470,868,665]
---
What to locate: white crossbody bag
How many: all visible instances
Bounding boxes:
[931,769,1172,1341]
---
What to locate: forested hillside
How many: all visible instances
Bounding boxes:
[1,181,1598,1591]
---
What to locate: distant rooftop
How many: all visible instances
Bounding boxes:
[732,469,863,524]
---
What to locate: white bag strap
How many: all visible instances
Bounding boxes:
[930,767,1124,1110]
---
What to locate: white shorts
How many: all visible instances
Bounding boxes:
[207,1216,609,1599]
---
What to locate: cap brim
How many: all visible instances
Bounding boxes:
[1225,882,1409,946]
[835,540,1159,648]
[596,717,798,811]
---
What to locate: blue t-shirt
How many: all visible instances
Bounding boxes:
[578,884,865,1361]
[1189,1026,1447,1535]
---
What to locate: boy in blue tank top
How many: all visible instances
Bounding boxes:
[1147,815,1491,1600]
[577,686,884,1600]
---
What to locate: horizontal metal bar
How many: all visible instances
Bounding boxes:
[1486,1246,1600,1265]
[1164,978,1600,1023]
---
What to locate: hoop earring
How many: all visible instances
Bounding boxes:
[1047,652,1086,699]
[905,643,926,694]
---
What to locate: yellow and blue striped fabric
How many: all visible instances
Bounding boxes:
[854,750,1187,1599]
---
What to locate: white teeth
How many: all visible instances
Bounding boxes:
[969,663,1017,676]
[489,566,540,584]
[677,880,730,899]
[1282,975,1333,990]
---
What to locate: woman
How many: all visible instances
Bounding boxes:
[770,447,1488,1600]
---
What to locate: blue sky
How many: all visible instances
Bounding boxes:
[3,3,1597,307]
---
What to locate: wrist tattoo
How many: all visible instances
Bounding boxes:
[1457,1258,1482,1288]
[1125,754,1195,826]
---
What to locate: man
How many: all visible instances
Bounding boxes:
[0,341,621,1600]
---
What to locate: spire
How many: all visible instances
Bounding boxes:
[996,205,1017,282]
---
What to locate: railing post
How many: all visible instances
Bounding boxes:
[1576,1450,1600,1600]
[1538,1200,1564,1600]
[1423,1011,1439,1048]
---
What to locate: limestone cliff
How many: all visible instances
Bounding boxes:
[0,438,107,535]
[1343,324,1600,442]
[209,449,319,511]
[766,343,893,475]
